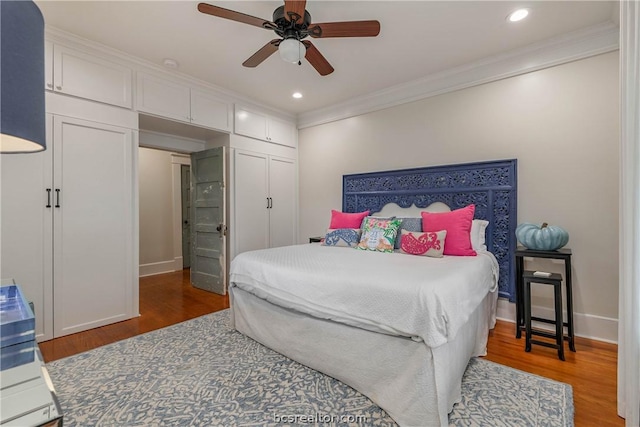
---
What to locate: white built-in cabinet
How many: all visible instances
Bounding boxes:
[234,105,297,148]
[45,41,133,108]
[0,105,137,341]
[136,72,231,132]
[233,150,297,256]
[5,34,299,332]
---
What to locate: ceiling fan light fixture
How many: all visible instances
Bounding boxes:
[279,38,305,63]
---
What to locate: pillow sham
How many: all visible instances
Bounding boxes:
[421,204,477,256]
[322,228,362,247]
[356,217,402,253]
[329,210,370,229]
[471,219,489,251]
[399,230,447,257]
[394,217,423,249]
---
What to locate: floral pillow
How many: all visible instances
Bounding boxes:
[399,230,447,257]
[356,218,402,253]
[322,228,362,247]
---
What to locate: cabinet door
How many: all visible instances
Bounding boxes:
[52,116,135,338]
[234,106,268,141]
[191,89,231,132]
[53,45,133,108]
[0,116,54,342]
[234,150,269,256]
[45,40,53,91]
[136,72,191,122]
[268,157,297,248]
[268,116,297,148]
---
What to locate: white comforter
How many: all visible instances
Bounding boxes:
[229,244,499,348]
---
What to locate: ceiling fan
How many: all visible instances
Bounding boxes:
[197,1,380,76]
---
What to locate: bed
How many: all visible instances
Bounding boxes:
[229,160,517,426]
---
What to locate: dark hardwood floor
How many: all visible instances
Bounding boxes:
[40,270,622,426]
[39,269,229,362]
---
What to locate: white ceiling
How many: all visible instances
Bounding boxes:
[35,1,617,116]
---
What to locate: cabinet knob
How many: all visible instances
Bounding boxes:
[46,83,53,89]
[55,85,62,91]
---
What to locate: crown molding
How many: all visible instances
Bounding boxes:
[297,22,620,129]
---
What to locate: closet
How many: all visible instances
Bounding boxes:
[0,96,138,341]
[233,150,296,256]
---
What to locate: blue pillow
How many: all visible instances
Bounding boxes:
[394,218,423,249]
[322,228,362,247]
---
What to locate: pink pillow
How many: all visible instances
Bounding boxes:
[421,205,477,256]
[329,210,370,229]
[400,230,447,258]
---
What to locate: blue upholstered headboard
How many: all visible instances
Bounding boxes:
[342,159,518,302]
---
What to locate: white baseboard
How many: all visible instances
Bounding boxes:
[139,260,176,277]
[173,256,183,271]
[496,298,619,344]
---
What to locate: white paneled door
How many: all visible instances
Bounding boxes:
[0,116,53,341]
[190,147,226,295]
[53,116,135,337]
[268,157,296,248]
[234,151,270,255]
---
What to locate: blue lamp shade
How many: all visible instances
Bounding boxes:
[0,1,46,153]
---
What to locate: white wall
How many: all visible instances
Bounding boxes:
[138,147,175,276]
[298,52,620,342]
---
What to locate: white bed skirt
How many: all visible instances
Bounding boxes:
[230,286,497,427]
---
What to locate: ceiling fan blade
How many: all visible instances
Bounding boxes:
[302,41,334,76]
[308,20,380,38]
[198,3,275,29]
[242,40,280,68]
[284,0,306,23]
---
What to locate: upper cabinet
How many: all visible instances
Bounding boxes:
[235,105,297,148]
[136,72,231,133]
[42,37,297,144]
[45,42,133,109]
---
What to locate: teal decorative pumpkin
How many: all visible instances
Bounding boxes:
[516,222,569,251]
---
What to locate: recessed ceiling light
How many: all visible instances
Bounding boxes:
[507,9,529,22]
[292,92,303,99]
[163,58,179,69]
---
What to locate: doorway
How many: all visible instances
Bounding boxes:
[137,117,230,296]
[181,164,191,269]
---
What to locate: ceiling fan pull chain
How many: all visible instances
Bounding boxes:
[298,38,307,65]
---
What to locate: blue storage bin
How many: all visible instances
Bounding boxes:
[0,339,35,370]
[0,285,36,370]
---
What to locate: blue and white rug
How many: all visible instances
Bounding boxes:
[46,310,573,426]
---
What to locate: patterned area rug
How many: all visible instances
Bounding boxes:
[46,310,573,427]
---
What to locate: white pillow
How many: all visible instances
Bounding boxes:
[471,219,489,251]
